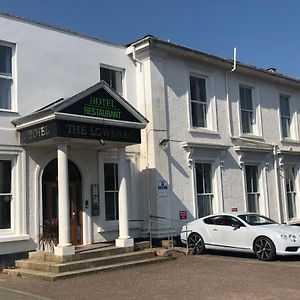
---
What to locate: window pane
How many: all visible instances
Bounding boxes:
[280,96,290,117]
[104,163,115,191]
[0,78,12,109]
[0,45,12,75]
[246,166,258,193]
[240,87,253,110]
[247,194,259,213]
[281,117,290,138]
[191,102,207,127]
[198,194,213,218]
[100,67,122,94]
[190,76,206,102]
[195,163,204,194]
[105,192,115,221]
[0,195,11,229]
[0,160,11,193]
[287,193,297,219]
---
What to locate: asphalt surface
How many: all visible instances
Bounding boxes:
[0,251,300,300]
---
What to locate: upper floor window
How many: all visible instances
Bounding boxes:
[245,165,260,213]
[240,86,254,134]
[190,76,207,128]
[0,160,12,229]
[280,95,291,138]
[0,44,13,110]
[195,163,213,217]
[100,66,122,95]
[104,163,119,221]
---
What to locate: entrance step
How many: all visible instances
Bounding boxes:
[3,244,173,281]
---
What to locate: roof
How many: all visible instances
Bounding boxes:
[129,35,300,86]
[0,11,124,49]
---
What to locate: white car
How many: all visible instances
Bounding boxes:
[180,212,300,261]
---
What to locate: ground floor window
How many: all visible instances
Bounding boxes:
[245,165,260,213]
[0,160,12,229]
[195,163,213,218]
[285,167,297,219]
[104,163,119,221]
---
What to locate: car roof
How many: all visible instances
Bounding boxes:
[202,212,259,218]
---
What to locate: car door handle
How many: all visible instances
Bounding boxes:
[213,229,218,231]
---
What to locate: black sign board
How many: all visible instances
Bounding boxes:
[20,120,141,144]
[61,88,140,123]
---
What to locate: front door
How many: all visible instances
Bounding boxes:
[42,159,83,245]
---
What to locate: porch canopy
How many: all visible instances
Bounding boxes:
[12,81,148,256]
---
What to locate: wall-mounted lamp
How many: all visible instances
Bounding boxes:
[159,138,169,149]
[99,139,105,145]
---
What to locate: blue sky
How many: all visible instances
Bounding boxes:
[1,0,300,78]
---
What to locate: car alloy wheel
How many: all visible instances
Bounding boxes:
[188,232,205,255]
[253,236,276,261]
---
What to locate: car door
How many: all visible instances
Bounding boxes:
[207,216,250,250]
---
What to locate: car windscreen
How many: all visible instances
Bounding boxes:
[238,214,277,226]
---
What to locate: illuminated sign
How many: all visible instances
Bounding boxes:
[20,120,141,144]
[62,88,140,123]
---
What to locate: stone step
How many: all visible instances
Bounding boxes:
[29,245,133,263]
[16,250,156,273]
[5,256,173,281]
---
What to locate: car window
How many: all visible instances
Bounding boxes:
[213,216,245,227]
[203,217,215,225]
[238,214,277,226]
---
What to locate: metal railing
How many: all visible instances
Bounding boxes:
[130,215,191,254]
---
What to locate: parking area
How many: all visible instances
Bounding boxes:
[0,251,300,300]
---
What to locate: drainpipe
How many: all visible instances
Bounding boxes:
[273,144,283,223]
[225,47,237,137]
[132,46,143,72]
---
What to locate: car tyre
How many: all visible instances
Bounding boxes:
[188,232,205,255]
[253,236,276,261]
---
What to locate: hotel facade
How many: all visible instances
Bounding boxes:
[1,13,300,261]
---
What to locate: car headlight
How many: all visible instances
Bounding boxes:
[281,234,297,242]
[289,234,297,242]
[281,234,288,240]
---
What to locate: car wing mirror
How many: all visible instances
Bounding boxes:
[232,223,240,230]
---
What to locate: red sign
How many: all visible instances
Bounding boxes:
[231,207,238,212]
[179,210,187,220]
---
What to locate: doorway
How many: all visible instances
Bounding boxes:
[42,159,83,245]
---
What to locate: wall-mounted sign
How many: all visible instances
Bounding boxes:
[20,120,141,144]
[157,180,168,197]
[231,207,238,212]
[179,210,187,220]
[61,88,140,123]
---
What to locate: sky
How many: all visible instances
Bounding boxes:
[1,0,300,79]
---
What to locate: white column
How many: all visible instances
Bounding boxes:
[115,147,134,248]
[54,144,75,256]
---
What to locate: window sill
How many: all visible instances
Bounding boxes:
[188,127,220,136]
[238,134,265,141]
[281,138,300,145]
[0,109,18,114]
[0,234,30,243]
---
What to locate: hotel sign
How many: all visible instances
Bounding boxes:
[61,88,140,123]
[20,120,141,144]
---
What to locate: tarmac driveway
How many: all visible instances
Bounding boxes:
[0,251,300,300]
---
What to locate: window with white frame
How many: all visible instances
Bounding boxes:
[100,66,122,95]
[280,95,292,138]
[190,75,208,128]
[195,163,213,217]
[104,163,119,221]
[0,160,12,229]
[285,167,297,220]
[240,86,254,134]
[245,165,260,213]
[0,44,14,110]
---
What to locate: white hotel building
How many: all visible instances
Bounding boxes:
[1,12,300,262]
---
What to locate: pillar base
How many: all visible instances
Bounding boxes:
[54,245,75,256]
[115,237,134,248]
